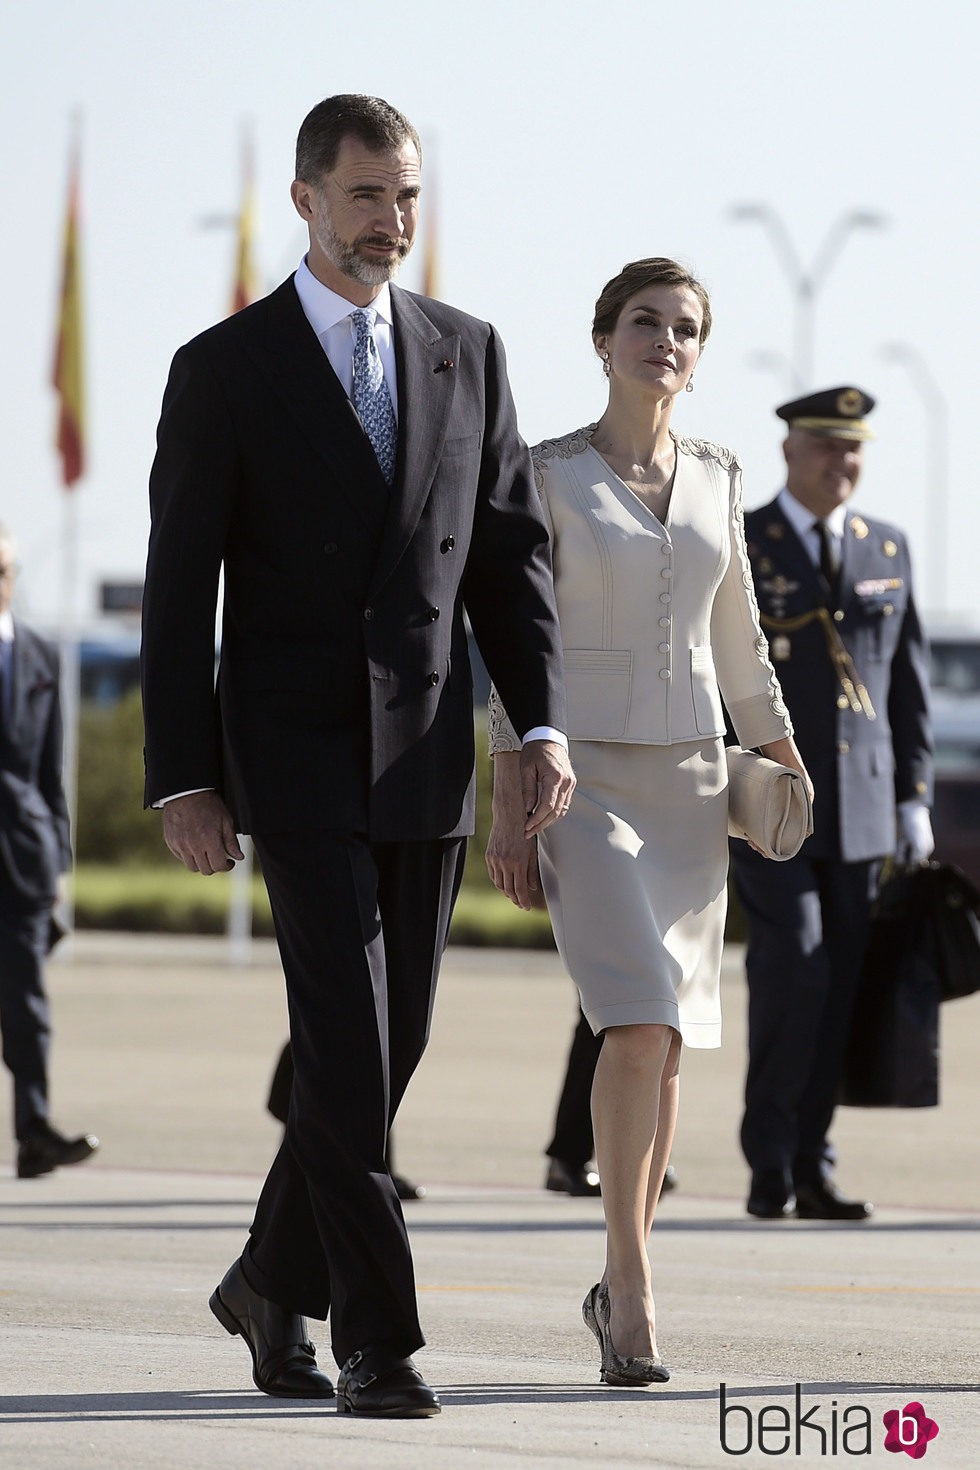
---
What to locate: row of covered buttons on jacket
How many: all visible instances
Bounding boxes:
[658,541,672,679]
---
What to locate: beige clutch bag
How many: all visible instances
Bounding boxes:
[726,747,813,861]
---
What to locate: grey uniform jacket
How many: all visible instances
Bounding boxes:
[743,497,932,862]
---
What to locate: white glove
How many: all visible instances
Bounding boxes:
[895,800,935,865]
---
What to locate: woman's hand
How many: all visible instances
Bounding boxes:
[486,751,546,910]
[759,734,815,806]
[751,734,815,858]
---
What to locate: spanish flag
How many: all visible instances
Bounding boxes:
[230,131,258,314]
[52,134,85,488]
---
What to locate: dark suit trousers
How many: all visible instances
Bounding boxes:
[0,901,51,1140]
[546,1007,603,1166]
[244,829,465,1367]
[732,846,879,1189]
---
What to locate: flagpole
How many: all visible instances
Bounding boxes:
[421,138,439,300]
[53,111,85,938]
[59,505,81,937]
[226,120,256,965]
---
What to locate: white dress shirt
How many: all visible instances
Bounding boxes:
[778,487,847,567]
[293,256,399,417]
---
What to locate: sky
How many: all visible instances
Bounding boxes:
[2,0,976,635]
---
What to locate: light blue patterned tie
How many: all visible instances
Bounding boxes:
[351,308,397,484]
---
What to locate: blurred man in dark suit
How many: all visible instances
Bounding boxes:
[731,388,933,1221]
[0,523,97,1179]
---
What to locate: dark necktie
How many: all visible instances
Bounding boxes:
[816,519,841,602]
[0,640,11,726]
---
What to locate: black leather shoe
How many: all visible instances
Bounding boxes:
[209,1259,334,1397]
[795,1180,873,1221]
[747,1192,795,1219]
[17,1121,99,1179]
[746,1169,794,1218]
[336,1347,440,1417]
[546,1158,601,1196]
[391,1172,426,1201]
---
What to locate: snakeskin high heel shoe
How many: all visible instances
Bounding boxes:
[582,1282,670,1386]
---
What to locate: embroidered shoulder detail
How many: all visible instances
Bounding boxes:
[531,425,596,482]
[676,435,741,472]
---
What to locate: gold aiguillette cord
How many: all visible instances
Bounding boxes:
[760,608,876,721]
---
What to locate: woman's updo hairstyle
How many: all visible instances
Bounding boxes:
[592,258,712,348]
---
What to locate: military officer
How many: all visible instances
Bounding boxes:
[731,387,934,1220]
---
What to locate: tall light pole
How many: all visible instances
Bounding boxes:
[747,348,804,393]
[730,205,888,388]
[881,343,949,616]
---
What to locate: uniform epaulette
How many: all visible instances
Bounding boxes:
[676,436,741,472]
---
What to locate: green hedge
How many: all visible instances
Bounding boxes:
[71,862,555,946]
[73,692,744,943]
[73,698,554,943]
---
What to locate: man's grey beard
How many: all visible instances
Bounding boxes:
[321,222,411,285]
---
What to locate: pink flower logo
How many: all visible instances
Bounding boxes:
[883,1401,939,1458]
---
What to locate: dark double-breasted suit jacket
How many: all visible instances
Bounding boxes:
[0,623,71,910]
[141,277,566,832]
[742,497,932,861]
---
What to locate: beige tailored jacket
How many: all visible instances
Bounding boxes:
[489,426,792,752]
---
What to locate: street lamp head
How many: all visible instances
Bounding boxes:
[729,202,769,222]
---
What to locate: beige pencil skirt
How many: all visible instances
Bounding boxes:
[537,737,728,1047]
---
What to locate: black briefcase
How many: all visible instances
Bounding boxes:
[915,862,980,1001]
[839,865,942,1108]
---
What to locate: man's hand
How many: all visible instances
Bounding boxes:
[161,791,244,875]
[520,739,576,837]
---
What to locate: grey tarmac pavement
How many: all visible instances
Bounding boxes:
[0,933,977,1469]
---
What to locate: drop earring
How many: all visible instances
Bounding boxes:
[601,351,611,378]
[685,376,695,393]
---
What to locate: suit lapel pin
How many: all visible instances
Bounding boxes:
[883,539,898,557]
[850,515,869,539]
[433,359,454,374]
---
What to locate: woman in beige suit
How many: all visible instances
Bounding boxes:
[487,258,811,1387]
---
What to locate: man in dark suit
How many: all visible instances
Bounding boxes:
[141,95,572,1418]
[731,387,933,1221]
[0,524,98,1179]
